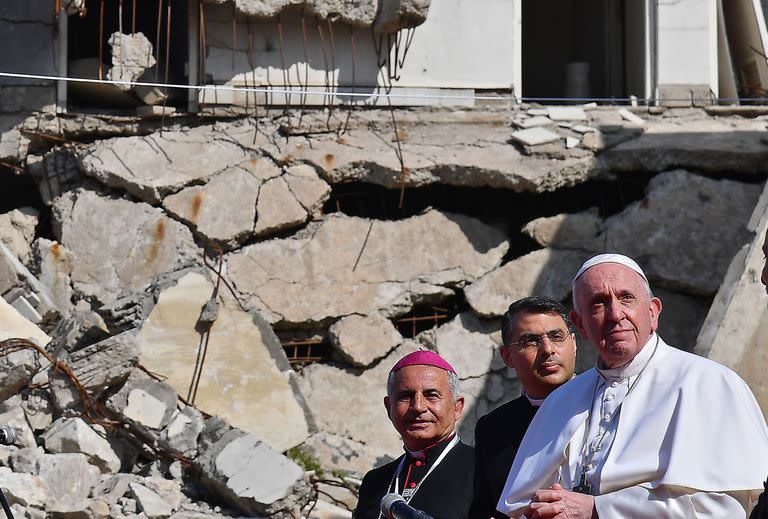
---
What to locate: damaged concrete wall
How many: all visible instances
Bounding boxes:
[0,99,765,518]
[199,0,515,108]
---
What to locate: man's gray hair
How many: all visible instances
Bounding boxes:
[386,368,461,402]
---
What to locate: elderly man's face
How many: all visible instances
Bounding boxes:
[384,365,464,451]
[570,263,662,368]
[761,231,768,291]
[500,311,577,400]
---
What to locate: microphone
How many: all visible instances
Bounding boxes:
[0,426,18,446]
[380,493,434,519]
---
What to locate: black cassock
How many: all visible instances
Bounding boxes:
[354,436,474,519]
[469,395,538,519]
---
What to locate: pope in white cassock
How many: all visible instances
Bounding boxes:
[497,253,768,518]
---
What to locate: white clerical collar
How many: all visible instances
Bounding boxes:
[597,333,658,383]
[523,390,546,407]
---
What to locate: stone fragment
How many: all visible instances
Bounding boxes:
[42,417,121,474]
[301,431,392,477]
[47,300,110,356]
[107,32,155,91]
[283,164,331,217]
[254,176,308,236]
[514,116,551,129]
[0,207,38,263]
[566,137,579,149]
[0,466,48,508]
[0,297,45,400]
[37,453,100,507]
[522,208,604,250]
[130,483,173,519]
[0,117,30,163]
[510,127,561,146]
[162,406,204,456]
[547,107,587,121]
[52,189,200,304]
[227,210,508,324]
[328,313,402,368]
[163,166,262,248]
[21,389,53,432]
[137,271,310,452]
[97,291,153,333]
[198,430,309,517]
[465,249,591,318]
[571,124,598,134]
[373,0,431,33]
[419,312,502,378]
[50,329,139,411]
[32,238,74,314]
[298,342,421,471]
[106,370,177,431]
[0,241,62,323]
[602,170,761,294]
[617,108,645,125]
[77,126,250,204]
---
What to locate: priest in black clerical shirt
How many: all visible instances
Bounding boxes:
[470,296,577,519]
[354,350,474,519]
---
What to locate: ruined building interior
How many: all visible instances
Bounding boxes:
[0,0,768,517]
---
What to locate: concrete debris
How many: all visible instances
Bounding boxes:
[0,466,49,508]
[0,297,45,399]
[47,299,110,356]
[61,0,87,16]
[198,430,310,517]
[227,209,508,324]
[253,176,311,236]
[130,482,174,518]
[97,292,154,334]
[42,417,122,474]
[32,238,75,315]
[162,406,204,457]
[419,312,503,378]
[52,189,200,304]
[617,107,646,125]
[329,313,403,368]
[107,32,156,93]
[510,127,561,146]
[373,0,432,33]
[28,148,83,206]
[298,342,422,472]
[522,208,604,250]
[602,170,761,294]
[106,370,177,431]
[217,0,379,26]
[0,208,38,264]
[566,136,579,149]
[137,271,311,452]
[37,453,100,508]
[0,241,62,324]
[547,106,587,121]
[464,248,592,318]
[301,431,389,478]
[514,115,552,129]
[77,126,251,204]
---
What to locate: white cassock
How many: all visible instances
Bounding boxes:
[497,334,768,518]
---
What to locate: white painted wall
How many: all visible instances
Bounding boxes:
[200,0,518,105]
[656,0,718,92]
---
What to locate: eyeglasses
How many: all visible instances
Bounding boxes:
[508,330,572,350]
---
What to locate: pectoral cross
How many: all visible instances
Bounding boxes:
[573,472,592,495]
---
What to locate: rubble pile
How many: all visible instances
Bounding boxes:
[0,104,764,517]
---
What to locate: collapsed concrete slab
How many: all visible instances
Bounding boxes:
[227,209,508,324]
[197,429,310,517]
[602,170,761,295]
[465,248,591,318]
[328,312,402,368]
[599,119,768,175]
[136,271,311,452]
[42,417,121,474]
[77,126,251,204]
[419,312,503,378]
[522,208,604,250]
[0,207,38,264]
[52,189,200,304]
